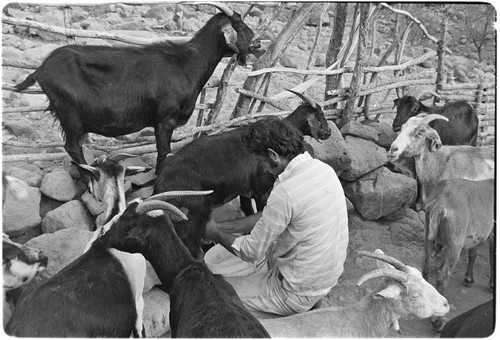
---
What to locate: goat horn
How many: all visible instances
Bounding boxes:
[358,250,408,272]
[286,89,320,109]
[136,200,188,221]
[108,153,136,163]
[421,113,449,126]
[146,190,214,201]
[356,268,409,286]
[189,2,234,16]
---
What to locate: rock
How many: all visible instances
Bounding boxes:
[340,136,388,181]
[121,156,152,169]
[248,8,263,18]
[2,119,39,139]
[2,186,42,237]
[344,167,417,220]
[26,229,94,283]
[297,43,309,51]
[280,54,298,68]
[314,54,326,67]
[112,21,142,30]
[23,44,60,63]
[143,6,170,20]
[368,121,397,150]
[127,185,154,201]
[40,169,80,201]
[18,39,38,51]
[184,17,204,32]
[345,197,354,212]
[126,169,156,187]
[3,166,43,187]
[340,121,380,143]
[41,200,95,234]
[142,288,171,337]
[305,121,351,175]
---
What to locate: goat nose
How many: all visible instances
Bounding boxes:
[389,146,398,153]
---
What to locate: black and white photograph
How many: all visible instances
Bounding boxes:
[2,1,496,337]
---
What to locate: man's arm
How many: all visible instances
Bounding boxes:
[214,212,262,234]
[204,213,262,254]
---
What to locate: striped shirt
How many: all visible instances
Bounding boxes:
[232,152,348,296]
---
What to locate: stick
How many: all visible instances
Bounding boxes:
[2,16,189,45]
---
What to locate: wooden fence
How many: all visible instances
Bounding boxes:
[2,2,495,163]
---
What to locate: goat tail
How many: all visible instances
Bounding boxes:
[13,73,36,92]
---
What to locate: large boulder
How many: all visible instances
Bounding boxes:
[368,121,398,150]
[142,288,171,337]
[41,200,95,234]
[343,167,417,220]
[305,121,352,175]
[340,136,387,181]
[26,229,94,282]
[2,186,41,237]
[40,169,80,201]
[340,121,380,143]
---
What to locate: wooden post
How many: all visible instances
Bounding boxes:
[340,3,369,128]
[63,5,76,44]
[434,5,453,105]
[205,55,237,125]
[230,2,319,119]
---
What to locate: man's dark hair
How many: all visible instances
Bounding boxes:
[242,117,305,160]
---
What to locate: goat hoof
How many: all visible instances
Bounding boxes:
[463,278,474,287]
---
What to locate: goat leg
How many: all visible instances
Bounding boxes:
[463,247,477,287]
[154,122,175,174]
[240,196,256,216]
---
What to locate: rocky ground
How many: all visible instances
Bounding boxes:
[2,2,495,338]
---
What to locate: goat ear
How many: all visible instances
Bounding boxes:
[306,115,320,141]
[392,98,399,109]
[72,162,100,180]
[426,131,442,152]
[373,284,402,300]
[222,24,239,53]
[124,166,150,177]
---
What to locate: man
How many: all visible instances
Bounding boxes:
[204,117,348,316]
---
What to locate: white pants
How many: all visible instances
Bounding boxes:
[204,244,321,317]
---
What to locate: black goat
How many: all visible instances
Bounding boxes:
[153,90,331,257]
[6,155,148,337]
[392,93,478,146]
[99,198,271,338]
[440,299,494,338]
[14,3,256,173]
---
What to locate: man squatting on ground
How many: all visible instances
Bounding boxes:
[204,117,349,316]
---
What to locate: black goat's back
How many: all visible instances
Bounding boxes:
[170,262,270,338]
[5,241,136,337]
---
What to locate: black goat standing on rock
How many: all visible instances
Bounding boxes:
[154,90,331,257]
[14,2,258,173]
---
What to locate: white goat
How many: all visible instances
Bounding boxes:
[387,113,494,209]
[259,249,449,337]
[423,179,494,293]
